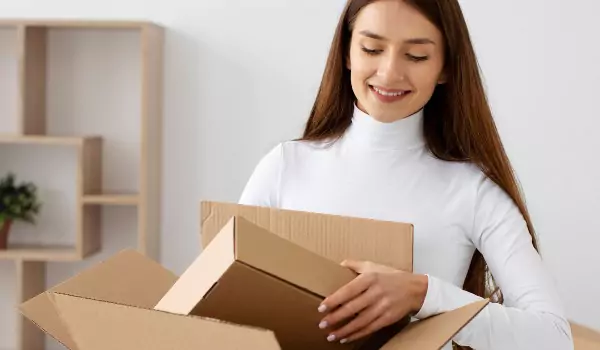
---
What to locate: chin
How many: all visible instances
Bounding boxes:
[363,101,409,122]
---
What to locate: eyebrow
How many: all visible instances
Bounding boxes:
[358,30,436,45]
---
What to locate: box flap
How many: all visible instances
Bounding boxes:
[235,215,358,298]
[571,322,600,350]
[20,249,178,349]
[20,292,78,349]
[379,299,489,350]
[201,201,414,271]
[154,219,237,314]
[52,293,282,350]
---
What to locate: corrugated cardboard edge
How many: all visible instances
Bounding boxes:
[571,322,600,350]
[52,292,282,350]
[200,201,414,272]
[378,299,490,350]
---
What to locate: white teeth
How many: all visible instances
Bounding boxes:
[373,86,405,97]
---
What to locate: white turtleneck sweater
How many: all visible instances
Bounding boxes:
[238,105,574,350]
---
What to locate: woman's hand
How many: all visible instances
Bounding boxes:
[317,260,428,344]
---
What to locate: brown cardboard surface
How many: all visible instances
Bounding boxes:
[201,201,414,271]
[21,292,76,349]
[192,261,344,349]
[234,214,359,298]
[571,322,600,350]
[51,292,281,350]
[20,249,178,349]
[378,300,489,350]
[20,248,283,350]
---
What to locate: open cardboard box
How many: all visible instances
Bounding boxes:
[18,201,598,349]
[154,210,488,349]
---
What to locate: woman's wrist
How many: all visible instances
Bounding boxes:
[410,273,428,314]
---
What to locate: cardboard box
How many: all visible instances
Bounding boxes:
[20,201,490,350]
[155,214,489,349]
[571,322,600,350]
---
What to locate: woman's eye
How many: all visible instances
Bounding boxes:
[407,54,428,62]
[361,47,381,55]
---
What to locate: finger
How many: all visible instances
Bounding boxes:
[340,259,367,273]
[325,299,381,342]
[341,312,392,344]
[319,273,374,312]
[320,284,380,328]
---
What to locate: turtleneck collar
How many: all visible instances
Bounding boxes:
[343,104,426,151]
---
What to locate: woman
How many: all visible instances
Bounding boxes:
[239,0,574,349]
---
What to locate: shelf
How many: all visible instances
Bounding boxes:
[0,135,101,146]
[82,193,139,206]
[0,19,158,30]
[0,244,80,261]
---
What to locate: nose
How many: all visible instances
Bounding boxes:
[377,52,406,82]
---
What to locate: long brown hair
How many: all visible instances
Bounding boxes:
[302,0,538,346]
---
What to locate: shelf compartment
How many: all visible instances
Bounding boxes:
[0,135,103,261]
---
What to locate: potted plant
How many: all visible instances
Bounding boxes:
[0,173,42,250]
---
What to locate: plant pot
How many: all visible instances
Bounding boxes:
[0,220,13,250]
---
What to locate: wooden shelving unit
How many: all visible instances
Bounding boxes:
[0,19,164,350]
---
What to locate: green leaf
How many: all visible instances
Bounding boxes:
[0,172,41,225]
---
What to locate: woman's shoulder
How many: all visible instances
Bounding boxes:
[264,138,339,162]
[238,138,335,206]
[247,138,335,176]
[421,151,488,187]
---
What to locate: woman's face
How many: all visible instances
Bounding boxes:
[347,0,446,123]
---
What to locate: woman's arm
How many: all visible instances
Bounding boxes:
[414,174,574,349]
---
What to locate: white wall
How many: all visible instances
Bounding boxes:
[0,0,598,348]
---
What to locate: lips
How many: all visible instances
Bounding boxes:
[371,85,408,97]
[369,85,412,102]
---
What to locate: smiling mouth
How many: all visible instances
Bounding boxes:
[371,86,408,96]
[369,85,412,101]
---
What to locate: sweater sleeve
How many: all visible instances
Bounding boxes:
[413,175,574,349]
[238,143,283,207]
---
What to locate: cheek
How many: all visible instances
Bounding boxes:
[409,65,442,92]
[349,50,378,81]
[349,61,372,96]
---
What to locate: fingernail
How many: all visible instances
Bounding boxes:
[318,304,327,312]
[340,338,348,344]
[318,321,328,329]
[327,334,336,342]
